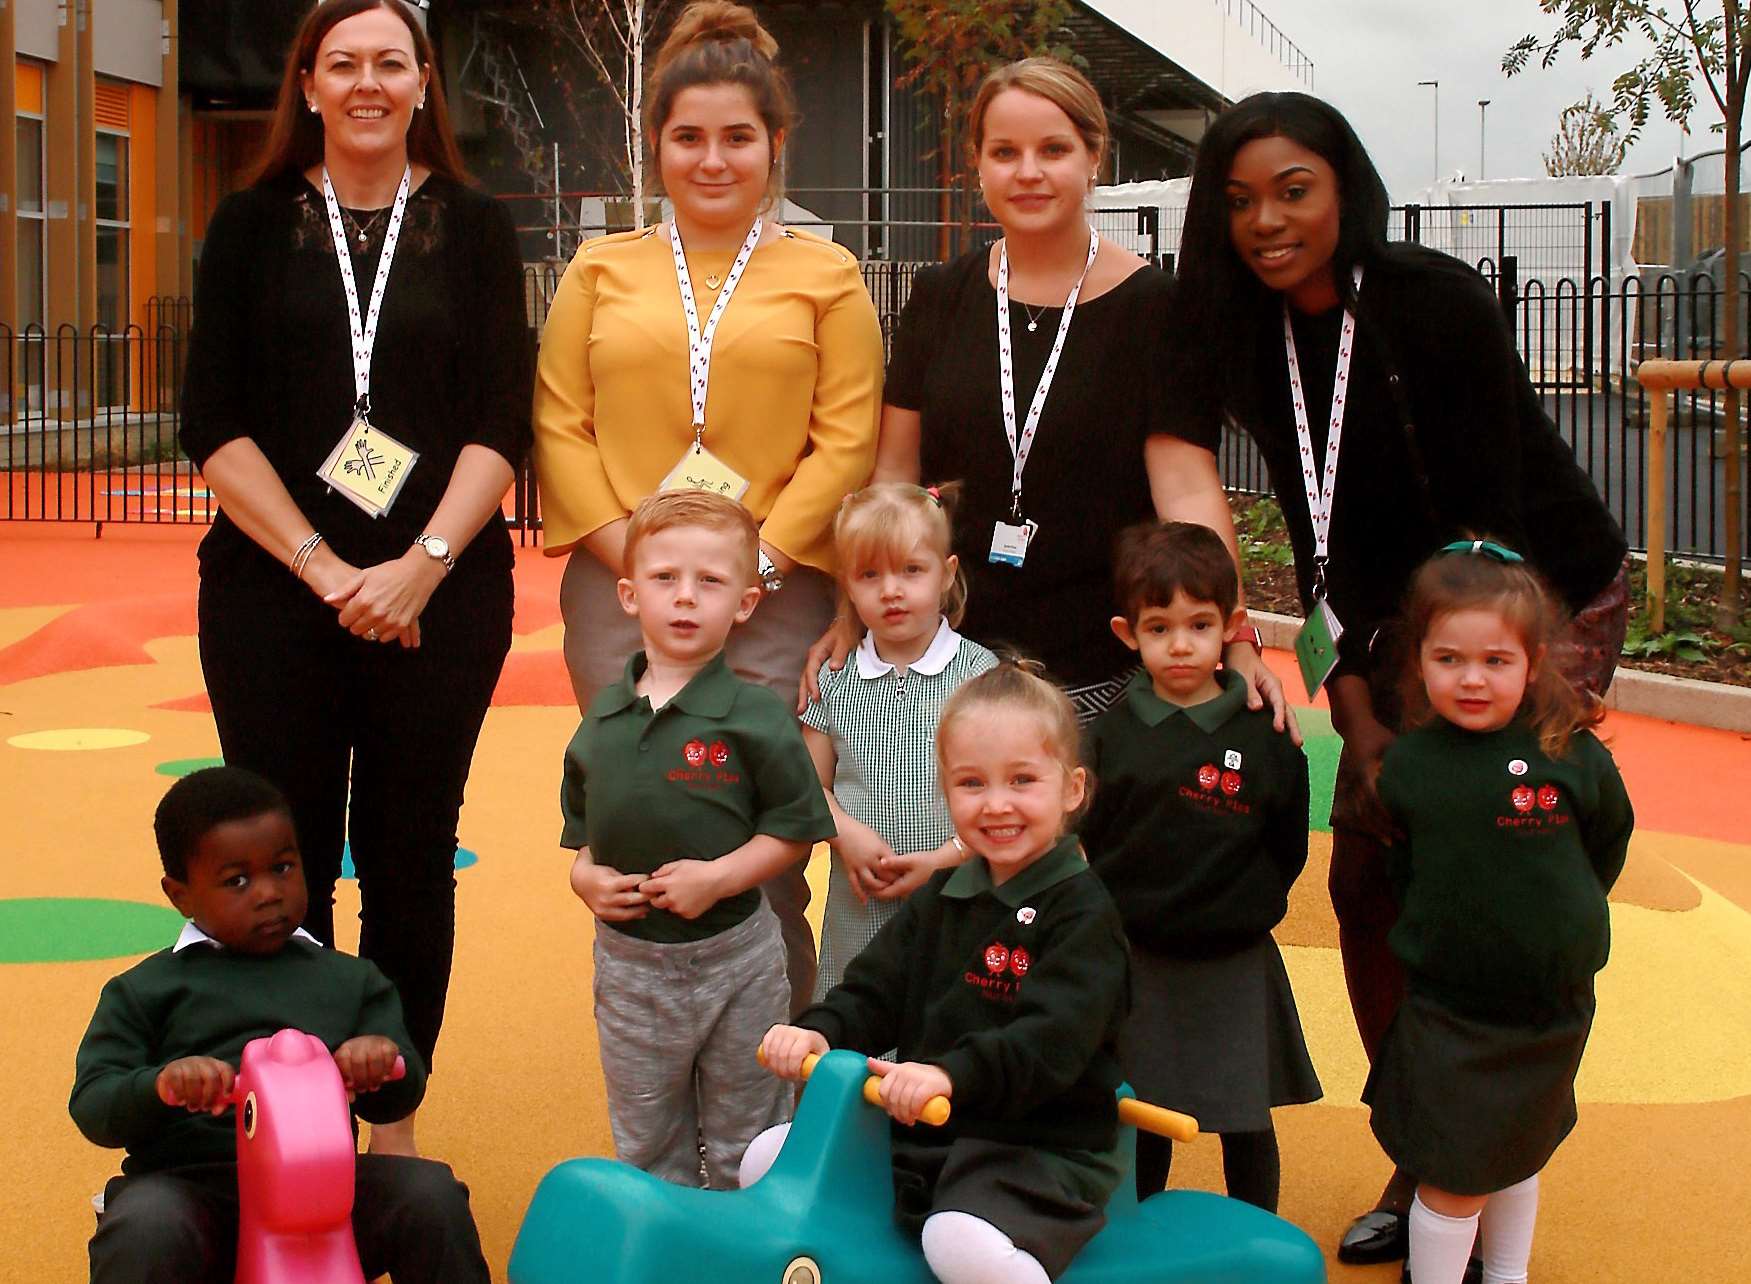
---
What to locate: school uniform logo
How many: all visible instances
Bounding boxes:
[967,939,1025,1004]
[1009,947,1031,977]
[1197,763,1220,791]
[669,738,742,789]
[1510,785,1536,813]
[1497,780,1573,833]
[684,739,708,767]
[1220,769,1244,797]
[1537,784,1561,812]
[985,944,1010,974]
[709,740,730,767]
[1184,762,1252,815]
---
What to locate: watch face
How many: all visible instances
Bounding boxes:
[423,536,450,559]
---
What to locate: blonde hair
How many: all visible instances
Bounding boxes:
[647,1,796,204]
[936,659,1082,787]
[623,490,759,586]
[1399,542,1604,758]
[833,482,969,628]
[968,57,1109,175]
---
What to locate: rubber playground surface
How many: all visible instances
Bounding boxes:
[2,521,1749,1282]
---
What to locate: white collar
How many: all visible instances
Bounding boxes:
[174,920,323,953]
[855,617,963,679]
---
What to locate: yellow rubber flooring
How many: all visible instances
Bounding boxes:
[3,526,1749,1281]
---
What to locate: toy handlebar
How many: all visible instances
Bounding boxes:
[1116,1097,1199,1143]
[224,1054,406,1107]
[757,1047,952,1126]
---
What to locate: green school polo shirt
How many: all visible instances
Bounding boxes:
[561,651,836,943]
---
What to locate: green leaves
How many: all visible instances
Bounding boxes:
[1622,623,1716,661]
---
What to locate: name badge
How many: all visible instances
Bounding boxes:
[988,519,1039,567]
[659,442,751,502]
[317,419,418,518]
[1293,597,1345,698]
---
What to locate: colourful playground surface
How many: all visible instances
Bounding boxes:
[3,521,1749,1282]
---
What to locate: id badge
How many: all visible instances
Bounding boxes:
[659,442,751,502]
[988,518,1039,567]
[317,419,418,518]
[1293,597,1345,698]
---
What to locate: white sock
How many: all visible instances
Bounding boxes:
[921,1210,1051,1284]
[737,1123,791,1188]
[1409,1193,1480,1284]
[1478,1174,1539,1284]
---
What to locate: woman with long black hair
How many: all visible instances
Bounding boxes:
[1168,92,1628,1268]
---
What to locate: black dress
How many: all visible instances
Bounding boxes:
[885,250,1174,695]
[179,171,533,1070]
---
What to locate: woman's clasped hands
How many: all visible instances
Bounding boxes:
[304,544,447,648]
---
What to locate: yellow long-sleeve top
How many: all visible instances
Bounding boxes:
[532,225,885,570]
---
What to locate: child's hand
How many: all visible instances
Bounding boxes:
[641,860,725,920]
[334,1036,402,1095]
[866,1059,952,1126]
[156,1056,236,1115]
[833,819,897,904]
[876,838,965,900]
[570,852,650,922]
[760,1024,829,1080]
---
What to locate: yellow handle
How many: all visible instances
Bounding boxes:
[758,1047,952,1126]
[1118,1097,1199,1143]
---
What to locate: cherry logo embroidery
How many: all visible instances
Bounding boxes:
[683,739,708,767]
[1009,947,1031,977]
[984,943,1010,974]
[1197,763,1220,791]
[1537,784,1560,812]
[708,740,730,767]
[1510,785,1536,813]
[1220,769,1243,797]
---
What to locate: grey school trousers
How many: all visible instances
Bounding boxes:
[592,904,795,1186]
[560,550,836,1016]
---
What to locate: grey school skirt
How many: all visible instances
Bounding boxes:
[1120,936,1322,1133]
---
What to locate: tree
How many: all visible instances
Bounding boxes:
[1545,91,1632,174]
[1506,1,1745,626]
[885,0,1078,256]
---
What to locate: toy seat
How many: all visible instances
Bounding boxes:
[510,1050,1323,1284]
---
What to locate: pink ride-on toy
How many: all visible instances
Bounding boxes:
[229,1028,403,1284]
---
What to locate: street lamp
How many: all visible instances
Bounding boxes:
[1419,80,1440,184]
[1478,99,1491,180]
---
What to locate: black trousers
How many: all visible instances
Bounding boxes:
[89,1156,491,1283]
[197,563,512,1072]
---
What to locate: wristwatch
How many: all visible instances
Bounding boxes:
[1226,623,1264,653]
[413,534,455,575]
[757,549,785,594]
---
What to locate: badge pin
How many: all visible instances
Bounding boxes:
[1223,749,1243,770]
[1508,759,1529,776]
[1016,907,1036,925]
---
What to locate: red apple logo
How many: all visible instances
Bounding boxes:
[1197,764,1219,791]
[1220,770,1243,796]
[709,740,729,767]
[1537,784,1560,812]
[1010,947,1031,977]
[984,943,1009,974]
[684,739,707,767]
[1511,786,1536,813]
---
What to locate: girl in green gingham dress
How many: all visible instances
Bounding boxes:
[801,483,997,998]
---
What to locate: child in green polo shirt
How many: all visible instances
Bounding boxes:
[1080,520,1320,1213]
[561,490,835,1188]
[1364,542,1633,1284]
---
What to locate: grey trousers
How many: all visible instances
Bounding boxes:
[561,549,835,1016]
[592,904,794,1187]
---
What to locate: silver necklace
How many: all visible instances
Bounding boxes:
[1020,301,1050,333]
[341,205,389,250]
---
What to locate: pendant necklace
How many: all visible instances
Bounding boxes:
[1021,301,1048,333]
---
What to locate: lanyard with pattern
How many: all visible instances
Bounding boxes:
[1281,265,1363,600]
[671,217,763,439]
[995,227,1100,520]
[320,165,411,425]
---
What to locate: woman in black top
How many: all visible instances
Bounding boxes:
[178,0,531,1155]
[1169,92,1627,1264]
[810,57,1285,726]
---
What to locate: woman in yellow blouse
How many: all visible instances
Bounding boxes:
[533,0,884,1012]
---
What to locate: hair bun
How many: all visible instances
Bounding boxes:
[667,1,778,61]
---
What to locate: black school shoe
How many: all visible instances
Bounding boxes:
[1338,1209,1408,1263]
[1401,1256,1484,1283]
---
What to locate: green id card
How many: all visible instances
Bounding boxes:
[1293,598,1344,698]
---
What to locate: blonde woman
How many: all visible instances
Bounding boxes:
[534,1,884,1012]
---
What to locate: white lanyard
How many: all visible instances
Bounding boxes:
[671,217,763,438]
[1282,265,1363,599]
[995,227,1099,519]
[321,165,411,423]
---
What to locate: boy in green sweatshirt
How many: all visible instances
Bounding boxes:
[70,766,490,1283]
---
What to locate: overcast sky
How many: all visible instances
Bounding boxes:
[1250,0,1706,198]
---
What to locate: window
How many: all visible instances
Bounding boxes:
[95,130,131,405]
[95,132,128,223]
[16,116,44,329]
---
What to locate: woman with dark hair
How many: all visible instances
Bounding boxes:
[179,0,532,1156]
[1168,91,1628,1268]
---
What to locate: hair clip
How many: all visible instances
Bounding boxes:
[1438,538,1525,565]
[924,485,942,506]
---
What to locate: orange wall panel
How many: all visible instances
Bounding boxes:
[15,60,42,115]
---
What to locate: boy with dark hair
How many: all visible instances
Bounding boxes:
[1081,520,1321,1212]
[71,766,490,1283]
[563,490,835,1188]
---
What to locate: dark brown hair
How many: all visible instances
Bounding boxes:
[1398,542,1603,757]
[246,0,468,189]
[1111,520,1240,623]
[646,1,797,201]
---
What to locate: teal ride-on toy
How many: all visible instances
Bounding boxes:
[509,1049,1324,1284]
